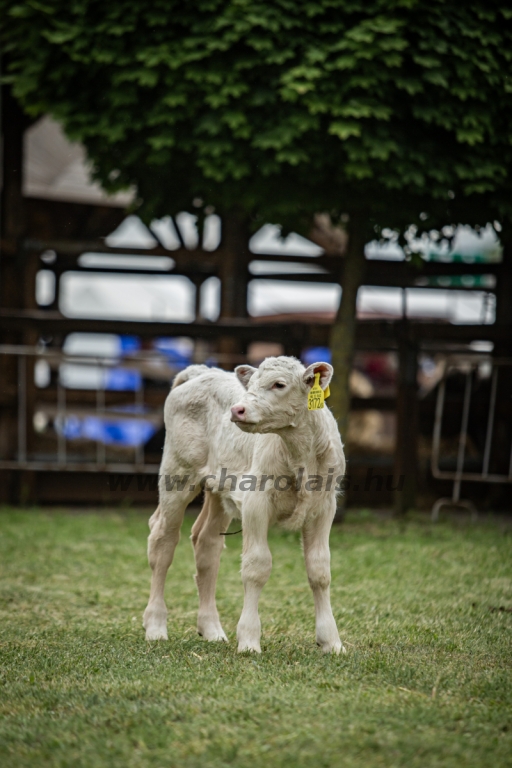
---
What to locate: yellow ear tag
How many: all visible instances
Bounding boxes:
[308,372,325,410]
[324,384,330,398]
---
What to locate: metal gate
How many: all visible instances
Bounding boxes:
[431,357,512,519]
[0,344,168,474]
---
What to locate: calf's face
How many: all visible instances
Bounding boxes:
[230,356,333,433]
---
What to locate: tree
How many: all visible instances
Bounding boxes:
[2,0,512,432]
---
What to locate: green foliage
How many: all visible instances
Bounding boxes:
[0,508,511,767]
[2,1,512,233]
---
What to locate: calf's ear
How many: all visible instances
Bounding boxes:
[235,365,258,389]
[303,362,333,390]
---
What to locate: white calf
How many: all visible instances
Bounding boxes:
[143,356,346,653]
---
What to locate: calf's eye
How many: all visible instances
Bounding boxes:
[273,382,285,390]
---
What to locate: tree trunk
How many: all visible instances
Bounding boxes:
[217,209,250,368]
[219,209,250,320]
[0,89,28,502]
[329,221,367,443]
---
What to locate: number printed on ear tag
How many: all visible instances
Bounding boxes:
[308,373,325,410]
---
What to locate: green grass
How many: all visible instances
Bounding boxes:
[0,508,511,768]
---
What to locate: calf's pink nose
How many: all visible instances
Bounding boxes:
[231,405,246,421]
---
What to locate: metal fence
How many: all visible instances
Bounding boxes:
[0,344,171,474]
[431,357,512,519]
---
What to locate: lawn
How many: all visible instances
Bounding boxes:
[0,507,510,768]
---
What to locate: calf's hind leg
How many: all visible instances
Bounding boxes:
[191,491,231,641]
[143,486,197,641]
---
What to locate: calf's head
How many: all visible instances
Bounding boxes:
[230,356,333,432]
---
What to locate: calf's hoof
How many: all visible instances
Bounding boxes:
[237,619,261,653]
[237,640,261,654]
[317,638,345,655]
[197,618,228,643]
[143,606,168,641]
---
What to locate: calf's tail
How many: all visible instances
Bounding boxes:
[171,364,210,390]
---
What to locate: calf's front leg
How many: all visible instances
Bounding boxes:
[302,505,344,654]
[237,495,272,653]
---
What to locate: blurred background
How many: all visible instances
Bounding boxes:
[1,1,511,513]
